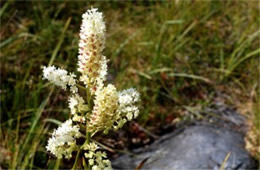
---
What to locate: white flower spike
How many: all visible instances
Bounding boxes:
[43,8,140,170]
[78,8,107,94]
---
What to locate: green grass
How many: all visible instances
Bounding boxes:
[0,1,259,169]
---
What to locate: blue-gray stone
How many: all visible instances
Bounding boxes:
[112,104,258,169]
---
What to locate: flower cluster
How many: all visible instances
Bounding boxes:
[115,88,140,129]
[87,84,119,134]
[43,8,140,170]
[78,8,107,94]
[46,120,81,159]
[82,143,112,170]
[87,86,140,134]
[68,94,88,123]
[43,66,78,93]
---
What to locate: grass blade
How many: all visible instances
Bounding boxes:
[0,0,11,18]
[168,73,212,84]
[112,32,137,60]
[230,48,260,74]
[18,87,54,166]
[48,17,71,66]
[44,118,62,126]
[220,152,231,170]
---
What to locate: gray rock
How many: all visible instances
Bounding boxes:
[112,104,258,170]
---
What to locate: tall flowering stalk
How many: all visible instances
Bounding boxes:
[43,8,140,170]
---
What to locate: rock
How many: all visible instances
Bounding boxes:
[112,104,258,169]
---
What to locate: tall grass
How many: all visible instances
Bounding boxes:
[0,1,259,168]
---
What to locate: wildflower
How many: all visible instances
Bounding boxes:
[68,95,80,115]
[46,119,81,159]
[43,66,78,93]
[68,94,88,122]
[80,8,106,41]
[78,8,107,94]
[87,84,119,134]
[69,94,88,115]
[44,8,141,170]
[114,88,140,130]
[72,114,86,123]
[82,142,112,170]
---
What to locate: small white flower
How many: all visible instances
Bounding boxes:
[82,142,99,151]
[72,114,86,123]
[92,165,101,170]
[85,151,94,159]
[118,88,140,106]
[81,8,106,37]
[126,112,133,121]
[43,66,78,93]
[114,88,140,129]
[68,94,87,115]
[89,159,94,166]
[68,96,78,115]
[68,94,88,123]
[46,119,81,159]
[82,142,112,169]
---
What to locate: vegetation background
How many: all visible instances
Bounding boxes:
[0,1,259,169]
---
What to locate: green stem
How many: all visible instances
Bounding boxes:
[81,81,92,169]
[86,88,92,108]
[83,132,91,170]
[82,157,88,170]
[85,87,91,138]
[71,150,80,170]
[86,132,90,144]
[76,84,87,91]
[54,159,61,170]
